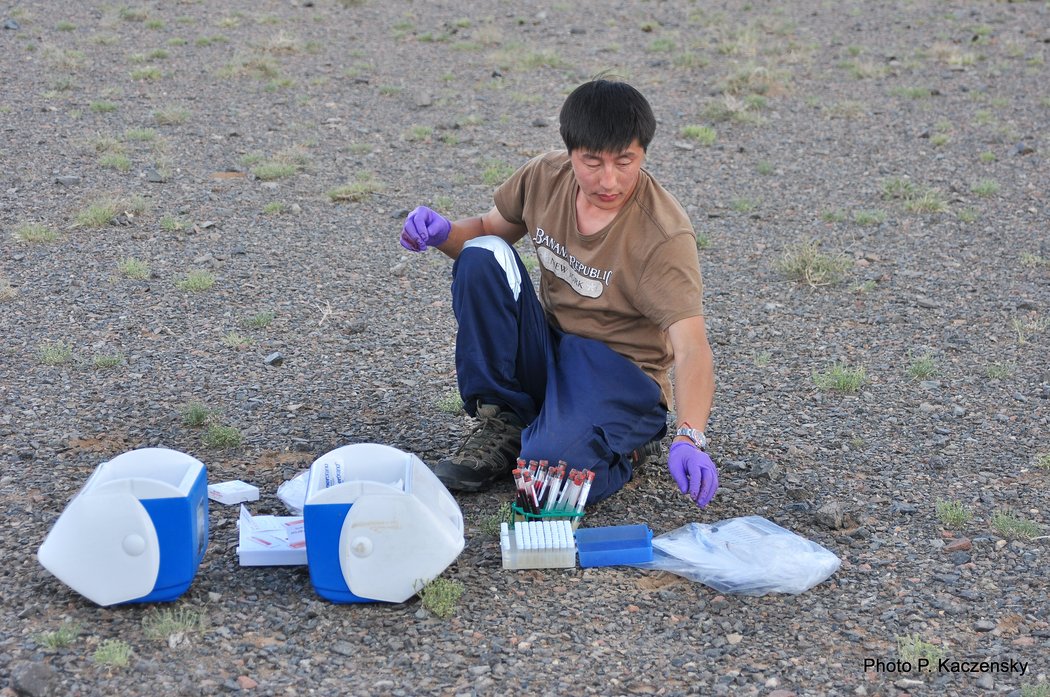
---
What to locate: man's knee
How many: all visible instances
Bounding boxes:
[457,236,522,301]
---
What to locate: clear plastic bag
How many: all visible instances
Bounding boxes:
[276,469,310,515]
[629,516,841,596]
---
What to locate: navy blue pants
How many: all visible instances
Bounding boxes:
[451,237,668,504]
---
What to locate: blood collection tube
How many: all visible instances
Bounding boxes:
[574,470,595,513]
[521,471,540,514]
[543,466,565,511]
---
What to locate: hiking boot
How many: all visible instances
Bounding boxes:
[435,403,523,492]
[628,438,663,468]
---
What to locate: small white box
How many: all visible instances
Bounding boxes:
[208,480,260,505]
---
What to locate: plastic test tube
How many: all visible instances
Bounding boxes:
[574,470,595,513]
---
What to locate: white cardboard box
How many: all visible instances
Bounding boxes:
[236,505,307,566]
[208,480,260,505]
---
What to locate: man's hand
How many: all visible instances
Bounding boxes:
[401,206,451,252]
[667,441,718,508]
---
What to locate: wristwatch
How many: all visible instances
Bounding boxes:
[674,423,707,451]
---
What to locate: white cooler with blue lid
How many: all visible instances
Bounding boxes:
[303,443,464,603]
[37,447,209,606]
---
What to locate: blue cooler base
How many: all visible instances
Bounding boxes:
[575,524,653,568]
[304,502,376,604]
[127,469,210,604]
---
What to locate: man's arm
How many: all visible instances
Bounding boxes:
[435,206,528,260]
[665,314,718,507]
[667,314,714,436]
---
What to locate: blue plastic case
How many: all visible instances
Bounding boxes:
[574,524,653,567]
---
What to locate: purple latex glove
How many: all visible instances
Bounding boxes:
[400,206,451,252]
[667,441,718,508]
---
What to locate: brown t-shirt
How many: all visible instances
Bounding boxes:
[494,151,704,407]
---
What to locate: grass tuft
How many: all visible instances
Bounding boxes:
[175,270,215,292]
[93,639,132,668]
[75,196,147,228]
[896,634,944,671]
[991,510,1043,540]
[37,621,81,649]
[416,577,464,619]
[38,341,74,366]
[680,124,716,145]
[14,223,60,244]
[906,351,937,380]
[222,332,252,349]
[93,353,124,369]
[776,240,852,286]
[853,209,886,226]
[436,391,464,415]
[181,401,210,428]
[812,363,866,393]
[118,257,150,280]
[203,424,243,449]
[935,500,972,529]
[243,311,275,329]
[142,606,207,642]
[971,179,1000,197]
[481,160,516,187]
[479,502,513,536]
[327,172,383,202]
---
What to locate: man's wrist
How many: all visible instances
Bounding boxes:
[674,423,707,451]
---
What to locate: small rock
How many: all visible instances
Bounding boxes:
[895,679,924,689]
[264,352,284,367]
[236,676,258,690]
[748,458,780,480]
[10,661,57,697]
[1012,142,1035,156]
[814,501,858,530]
[944,537,972,552]
[951,405,966,417]
[208,591,222,602]
[973,620,996,632]
[331,641,354,657]
[890,501,917,514]
[144,166,167,183]
[950,551,971,565]
[54,175,81,186]
[415,93,433,108]
[726,633,743,645]
[531,118,548,127]
[976,674,994,690]
[768,691,796,697]
[3,18,20,30]
[914,295,940,309]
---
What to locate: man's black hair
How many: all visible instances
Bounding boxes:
[559,79,656,154]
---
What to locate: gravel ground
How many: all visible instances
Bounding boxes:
[2,1,1049,695]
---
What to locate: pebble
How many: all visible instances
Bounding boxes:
[10,661,56,697]
[3,18,19,30]
[236,676,258,689]
[890,501,917,514]
[726,633,743,645]
[264,352,285,367]
[54,175,81,186]
[973,620,996,632]
[976,674,994,689]
[943,538,972,552]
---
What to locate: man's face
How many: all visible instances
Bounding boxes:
[569,139,646,213]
